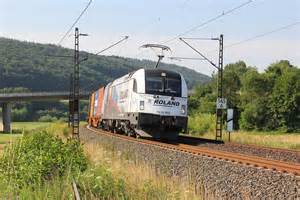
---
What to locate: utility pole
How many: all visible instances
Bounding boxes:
[216,34,224,141]
[71,27,88,139]
[68,73,73,128]
[179,34,225,141]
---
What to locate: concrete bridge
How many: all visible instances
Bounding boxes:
[0,91,90,132]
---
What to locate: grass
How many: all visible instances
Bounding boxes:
[84,140,201,199]
[188,113,300,150]
[11,122,52,133]
[0,134,22,154]
[196,130,300,150]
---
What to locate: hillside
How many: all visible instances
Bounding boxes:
[0,37,210,92]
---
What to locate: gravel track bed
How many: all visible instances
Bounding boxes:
[179,136,300,163]
[81,128,300,200]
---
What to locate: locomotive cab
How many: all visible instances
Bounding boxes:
[131,69,188,139]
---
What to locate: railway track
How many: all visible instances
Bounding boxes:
[85,126,300,176]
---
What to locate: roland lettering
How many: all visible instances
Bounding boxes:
[153,99,180,107]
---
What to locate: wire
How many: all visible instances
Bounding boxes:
[58,0,93,46]
[225,21,300,48]
[95,36,129,55]
[162,0,254,44]
[134,0,254,59]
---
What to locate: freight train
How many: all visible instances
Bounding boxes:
[88,68,188,140]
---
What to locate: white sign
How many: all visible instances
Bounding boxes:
[216,98,227,109]
[227,109,233,132]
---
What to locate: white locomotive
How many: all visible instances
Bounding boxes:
[89,68,188,139]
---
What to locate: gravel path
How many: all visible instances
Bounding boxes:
[178,136,300,163]
[81,127,300,200]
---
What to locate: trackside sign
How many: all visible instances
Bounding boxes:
[216,98,227,109]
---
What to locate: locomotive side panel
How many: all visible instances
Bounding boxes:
[102,78,134,120]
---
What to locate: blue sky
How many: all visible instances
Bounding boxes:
[1,0,299,75]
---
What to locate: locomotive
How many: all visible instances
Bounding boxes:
[88,68,188,139]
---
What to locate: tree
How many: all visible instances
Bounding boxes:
[239,68,274,130]
[270,67,300,131]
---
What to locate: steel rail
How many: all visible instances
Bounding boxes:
[85,126,300,175]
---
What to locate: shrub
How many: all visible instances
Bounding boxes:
[0,131,87,190]
[188,113,215,135]
[38,114,58,122]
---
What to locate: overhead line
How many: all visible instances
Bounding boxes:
[95,36,129,55]
[162,0,254,44]
[225,21,300,48]
[182,21,300,62]
[57,0,93,46]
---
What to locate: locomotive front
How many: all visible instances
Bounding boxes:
[131,69,188,139]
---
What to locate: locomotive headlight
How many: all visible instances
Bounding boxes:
[181,105,186,114]
[140,101,145,110]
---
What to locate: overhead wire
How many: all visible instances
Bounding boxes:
[173,21,300,73]
[95,36,129,55]
[202,21,300,55]
[162,0,254,44]
[57,0,93,46]
[224,21,300,49]
[134,0,255,59]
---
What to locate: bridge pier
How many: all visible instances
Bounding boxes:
[2,102,11,133]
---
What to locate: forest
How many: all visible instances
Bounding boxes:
[189,60,300,132]
[0,37,210,91]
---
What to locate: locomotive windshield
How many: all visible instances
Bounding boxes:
[145,69,182,97]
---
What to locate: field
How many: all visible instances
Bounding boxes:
[194,131,300,150]
[11,122,52,133]
[188,114,300,150]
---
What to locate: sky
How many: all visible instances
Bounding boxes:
[1,0,299,76]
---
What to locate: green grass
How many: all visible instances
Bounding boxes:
[187,113,300,150]
[11,122,52,133]
[0,134,22,144]
[194,131,300,150]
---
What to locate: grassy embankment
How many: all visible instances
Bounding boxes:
[188,113,300,150]
[0,122,200,199]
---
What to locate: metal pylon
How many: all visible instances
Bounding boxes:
[72,27,80,139]
[215,34,223,140]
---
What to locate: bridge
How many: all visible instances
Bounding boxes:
[0,91,90,132]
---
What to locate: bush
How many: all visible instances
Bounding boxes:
[188,113,215,135]
[38,114,58,122]
[12,107,28,121]
[0,131,87,190]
